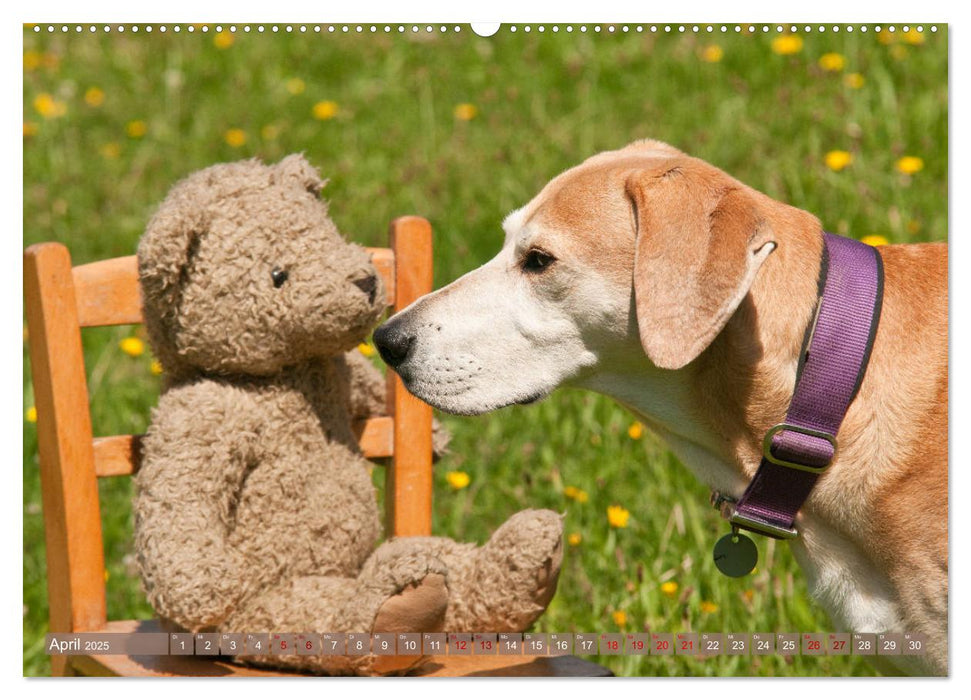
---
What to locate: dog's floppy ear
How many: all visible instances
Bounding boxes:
[626,166,776,370]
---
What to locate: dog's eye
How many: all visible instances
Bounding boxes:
[271,267,289,288]
[522,250,555,273]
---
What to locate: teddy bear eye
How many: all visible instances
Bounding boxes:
[271,267,289,288]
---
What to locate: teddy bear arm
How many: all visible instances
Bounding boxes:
[341,349,388,420]
[135,388,263,630]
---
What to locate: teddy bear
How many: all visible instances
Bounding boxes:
[132,154,564,675]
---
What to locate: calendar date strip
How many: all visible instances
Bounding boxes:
[47,631,928,657]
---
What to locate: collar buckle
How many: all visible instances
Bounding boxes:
[762,422,838,474]
[728,510,798,540]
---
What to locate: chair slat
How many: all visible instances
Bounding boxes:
[385,218,434,537]
[353,416,394,459]
[72,248,395,328]
[73,256,142,328]
[93,417,394,478]
[24,243,108,645]
[92,436,143,477]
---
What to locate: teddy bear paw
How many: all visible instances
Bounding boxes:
[368,572,448,674]
[458,509,564,631]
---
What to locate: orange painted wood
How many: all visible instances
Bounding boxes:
[24,244,108,653]
[353,416,394,459]
[414,654,612,677]
[72,256,142,328]
[70,620,611,677]
[92,435,144,477]
[368,247,395,307]
[385,217,434,537]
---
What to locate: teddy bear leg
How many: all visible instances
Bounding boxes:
[388,509,564,632]
[433,509,564,632]
[228,542,449,675]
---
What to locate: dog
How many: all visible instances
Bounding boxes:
[373,140,948,675]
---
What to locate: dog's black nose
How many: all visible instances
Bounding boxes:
[373,319,415,369]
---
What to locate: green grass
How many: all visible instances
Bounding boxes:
[23,24,947,677]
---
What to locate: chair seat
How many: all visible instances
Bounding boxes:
[69,620,612,677]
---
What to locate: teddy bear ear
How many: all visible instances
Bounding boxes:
[273,153,327,195]
[137,182,210,363]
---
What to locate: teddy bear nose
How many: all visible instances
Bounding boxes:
[352,274,378,304]
[373,319,415,369]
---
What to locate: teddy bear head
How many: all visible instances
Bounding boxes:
[138,154,386,378]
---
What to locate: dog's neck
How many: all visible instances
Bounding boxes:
[580,208,825,499]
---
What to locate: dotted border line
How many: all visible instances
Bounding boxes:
[28,24,939,35]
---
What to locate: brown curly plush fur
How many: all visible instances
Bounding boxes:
[133,155,564,675]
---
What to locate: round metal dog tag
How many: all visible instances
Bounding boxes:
[713,532,758,578]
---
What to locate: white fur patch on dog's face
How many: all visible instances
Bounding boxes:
[386,206,633,415]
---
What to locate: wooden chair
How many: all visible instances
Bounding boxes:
[24,217,611,678]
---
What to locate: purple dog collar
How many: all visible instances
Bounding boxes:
[728,232,884,540]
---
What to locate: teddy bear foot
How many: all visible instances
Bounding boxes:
[445,509,564,632]
[369,572,448,675]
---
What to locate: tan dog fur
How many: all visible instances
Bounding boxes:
[375,140,948,675]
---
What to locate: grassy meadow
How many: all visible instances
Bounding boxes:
[23,23,947,676]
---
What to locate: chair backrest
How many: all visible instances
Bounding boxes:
[24,216,434,638]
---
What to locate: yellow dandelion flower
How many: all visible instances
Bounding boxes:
[84,86,105,107]
[700,600,719,614]
[660,581,678,597]
[261,124,280,141]
[224,128,247,148]
[568,532,582,546]
[861,235,890,247]
[607,505,630,529]
[214,30,234,49]
[120,337,145,357]
[25,406,38,423]
[150,359,164,375]
[771,35,803,55]
[34,93,66,119]
[877,29,895,45]
[100,142,121,159]
[741,589,755,603]
[286,78,306,95]
[896,156,924,175]
[575,489,589,504]
[844,72,865,89]
[612,610,627,627]
[446,471,470,490]
[890,44,909,61]
[126,120,147,139]
[700,45,724,63]
[358,342,376,357]
[23,122,38,138]
[24,50,41,71]
[313,100,339,120]
[627,422,644,440]
[564,485,580,499]
[818,53,845,72]
[902,28,925,45]
[824,150,853,172]
[454,103,478,121]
